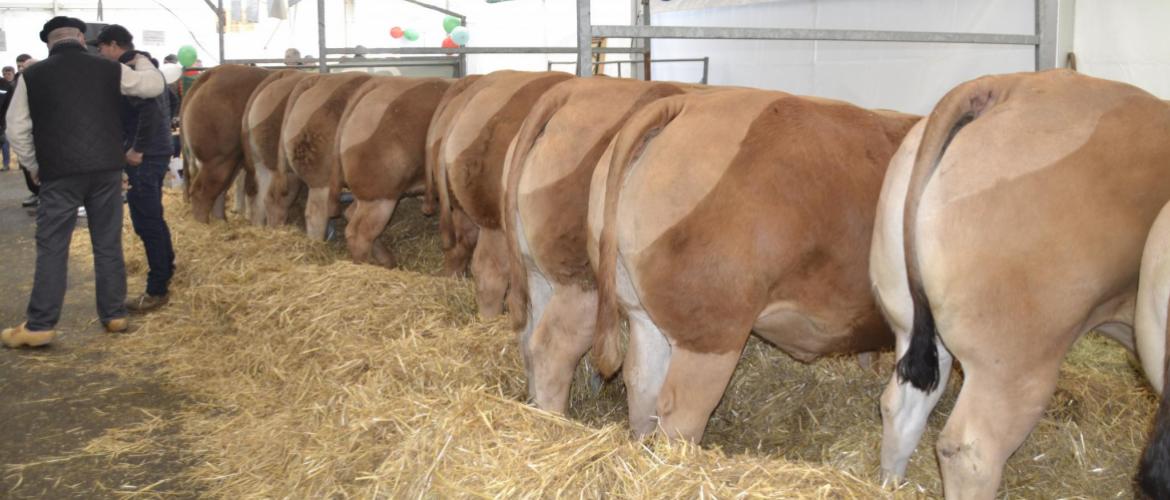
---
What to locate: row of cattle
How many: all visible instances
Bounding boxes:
[177,66,1170,499]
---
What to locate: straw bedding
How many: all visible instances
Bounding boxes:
[41,188,1157,498]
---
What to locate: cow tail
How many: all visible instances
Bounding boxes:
[179,67,212,201]
[898,76,1007,392]
[1140,345,1170,499]
[503,88,571,332]
[425,75,482,217]
[592,96,687,379]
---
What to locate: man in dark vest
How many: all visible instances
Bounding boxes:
[95,24,175,313]
[2,16,165,348]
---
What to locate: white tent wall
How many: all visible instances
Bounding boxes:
[1074,0,1170,99]
[648,0,1036,114]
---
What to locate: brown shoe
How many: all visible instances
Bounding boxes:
[1,323,56,348]
[104,317,129,333]
[126,293,169,314]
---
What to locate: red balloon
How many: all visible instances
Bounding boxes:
[390,26,404,39]
[441,36,459,48]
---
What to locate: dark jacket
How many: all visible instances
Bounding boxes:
[0,76,14,132]
[118,50,172,158]
[22,43,124,181]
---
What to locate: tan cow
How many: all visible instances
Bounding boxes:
[1135,200,1170,499]
[241,70,315,226]
[502,77,689,413]
[181,64,271,222]
[338,76,452,266]
[588,88,917,440]
[423,75,482,218]
[433,70,573,317]
[275,72,372,239]
[873,70,1170,498]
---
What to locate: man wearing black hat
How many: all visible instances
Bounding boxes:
[2,16,166,348]
[95,24,175,313]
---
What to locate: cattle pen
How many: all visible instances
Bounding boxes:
[2,0,1168,498]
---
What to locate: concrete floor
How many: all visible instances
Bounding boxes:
[0,166,197,498]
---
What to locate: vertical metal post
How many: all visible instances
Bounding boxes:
[1035,0,1059,70]
[217,0,225,64]
[701,56,709,84]
[317,0,328,73]
[576,0,591,77]
[641,0,651,81]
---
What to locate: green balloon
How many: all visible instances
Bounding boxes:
[404,29,419,41]
[442,16,460,34]
[178,45,197,67]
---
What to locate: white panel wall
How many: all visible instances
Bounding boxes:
[650,0,1035,114]
[1074,0,1170,98]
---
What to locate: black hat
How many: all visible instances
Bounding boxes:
[94,24,133,47]
[39,16,88,43]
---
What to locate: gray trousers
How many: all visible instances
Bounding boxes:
[26,170,127,331]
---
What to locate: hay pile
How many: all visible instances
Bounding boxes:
[58,190,1156,497]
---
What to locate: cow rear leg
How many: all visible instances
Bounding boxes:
[880,333,954,485]
[252,166,274,226]
[624,309,672,438]
[212,190,227,221]
[525,284,597,414]
[346,199,397,268]
[267,175,303,227]
[936,338,1066,499]
[304,186,331,240]
[443,208,478,277]
[471,228,509,318]
[655,335,747,442]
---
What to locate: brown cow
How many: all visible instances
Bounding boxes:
[181,64,271,222]
[502,77,689,413]
[241,70,315,226]
[423,75,482,218]
[588,89,917,440]
[874,70,1170,498]
[434,70,573,317]
[338,76,452,266]
[275,72,372,239]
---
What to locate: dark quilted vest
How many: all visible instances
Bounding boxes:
[22,43,123,182]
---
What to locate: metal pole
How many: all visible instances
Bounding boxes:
[641,0,650,81]
[217,0,225,65]
[317,0,328,73]
[701,56,708,84]
[1035,0,1059,70]
[576,0,591,77]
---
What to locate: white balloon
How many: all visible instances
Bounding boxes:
[161,63,183,84]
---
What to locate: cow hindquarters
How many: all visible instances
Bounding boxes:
[471,228,509,318]
[1136,202,1170,394]
[346,199,398,268]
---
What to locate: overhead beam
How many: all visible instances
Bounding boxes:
[591,25,1039,45]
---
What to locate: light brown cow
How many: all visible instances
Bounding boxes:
[275,72,373,239]
[873,70,1170,498]
[338,76,452,266]
[241,70,315,226]
[588,88,917,441]
[423,75,482,218]
[433,70,573,317]
[181,64,272,222]
[502,77,689,413]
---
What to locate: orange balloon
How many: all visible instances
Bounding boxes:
[390,26,404,38]
[441,36,459,48]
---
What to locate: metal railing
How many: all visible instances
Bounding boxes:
[547,57,709,84]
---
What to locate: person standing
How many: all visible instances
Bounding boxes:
[1,17,165,348]
[0,66,15,171]
[94,24,175,312]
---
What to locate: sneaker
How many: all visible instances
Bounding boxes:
[77,206,87,217]
[125,293,169,313]
[21,195,38,207]
[1,323,56,348]
[104,317,129,333]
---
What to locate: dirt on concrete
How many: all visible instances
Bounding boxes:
[0,167,200,498]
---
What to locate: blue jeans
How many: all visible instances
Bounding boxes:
[1,135,9,168]
[125,156,175,296]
